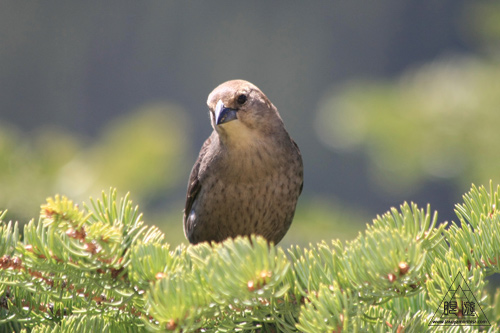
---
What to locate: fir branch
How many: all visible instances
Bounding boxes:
[0,184,499,331]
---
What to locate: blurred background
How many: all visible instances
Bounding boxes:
[1,1,499,249]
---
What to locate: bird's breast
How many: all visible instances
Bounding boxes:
[213,140,293,182]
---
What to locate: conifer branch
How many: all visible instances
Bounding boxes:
[0,184,499,331]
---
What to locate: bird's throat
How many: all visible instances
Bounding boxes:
[217,120,260,150]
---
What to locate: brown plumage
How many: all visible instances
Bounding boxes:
[183,80,303,244]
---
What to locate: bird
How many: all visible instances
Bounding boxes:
[183,80,303,245]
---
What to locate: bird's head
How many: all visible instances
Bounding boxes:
[207,80,284,144]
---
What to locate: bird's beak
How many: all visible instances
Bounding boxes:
[214,100,238,125]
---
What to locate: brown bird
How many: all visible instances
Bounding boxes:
[183,80,303,244]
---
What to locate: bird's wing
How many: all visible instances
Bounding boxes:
[292,139,304,195]
[184,136,212,221]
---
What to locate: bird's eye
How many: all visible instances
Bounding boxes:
[237,94,247,105]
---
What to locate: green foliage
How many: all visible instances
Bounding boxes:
[0,127,81,224]
[286,198,368,246]
[79,105,189,201]
[316,56,500,193]
[0,105,190,224]
[1,184,500,331]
